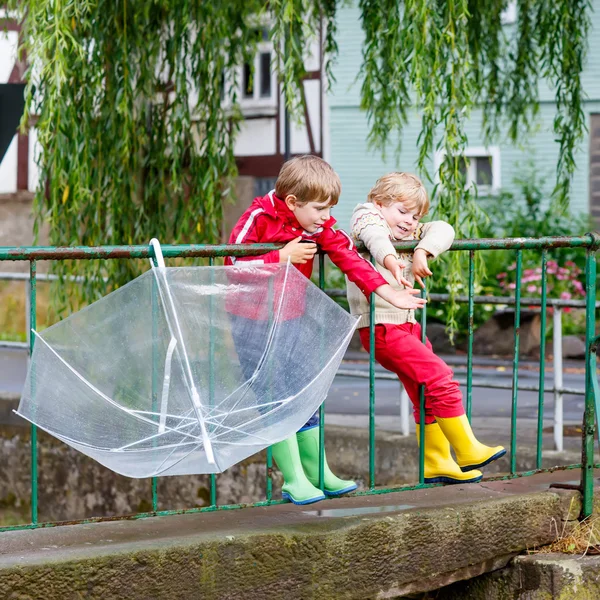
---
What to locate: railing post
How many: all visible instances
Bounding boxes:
[553,307,564,452]
[582,244,598,518]
[536,250,548,469]
[369,256,376,490]
[29,260,38,524]
[318,253,326,491]
[510,251,523,474]
[25,277,31,359]
[418,285,427,485]
[209,257,217,507]
[466,250,475,421]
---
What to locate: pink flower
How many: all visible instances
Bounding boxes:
[497,272,507,279]
[508,282,516,290]
[572,280,585,296]
[565,261,576,267]
[526,284,537,293]
[560,291,572,300]
[507,263,516,271]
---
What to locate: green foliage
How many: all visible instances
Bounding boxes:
[426,163,593,339]
[9,0,593,309]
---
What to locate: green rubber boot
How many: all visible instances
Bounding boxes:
[296,427,358,496]
[271,435,326,505]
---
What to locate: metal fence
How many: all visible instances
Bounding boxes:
[0,233,598,532]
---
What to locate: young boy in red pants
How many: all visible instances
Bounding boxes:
[226,156,426,504]
[348,172,506,484]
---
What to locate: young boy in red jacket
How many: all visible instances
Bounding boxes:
[226,155,425,505]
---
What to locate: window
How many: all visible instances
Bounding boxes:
[237,26,277,116]
[435,146,501,194]
[254,177,277,198]
[501,1,517,25]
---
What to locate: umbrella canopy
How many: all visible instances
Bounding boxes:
[16,241,358,477]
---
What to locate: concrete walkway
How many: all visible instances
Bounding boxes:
[0,469,594,599]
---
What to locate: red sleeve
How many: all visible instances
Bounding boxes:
[319,228,387,296]
[225,207,280,266]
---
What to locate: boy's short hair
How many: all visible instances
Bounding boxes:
[275,155,341,206]
[368,172,429,215]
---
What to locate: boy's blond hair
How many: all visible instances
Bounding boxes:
[275,155,341,206]
[368,172,429,215]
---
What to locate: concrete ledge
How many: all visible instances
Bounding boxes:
[434,554,600,599]
[0,473,584,600]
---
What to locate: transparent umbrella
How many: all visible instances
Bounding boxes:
[16,240,358,477]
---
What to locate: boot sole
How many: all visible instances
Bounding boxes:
[323,483,358,497]
[282,492,326,505]
[424,474,483,484]
[459,449,507,472]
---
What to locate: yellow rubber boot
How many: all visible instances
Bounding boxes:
[416,423,483,484]
[436,415,506,472]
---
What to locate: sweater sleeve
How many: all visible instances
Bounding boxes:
[414,221,455,258]
[351,210,397,267]
[319,228,387,296]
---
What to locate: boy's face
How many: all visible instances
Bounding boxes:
[286,196,332,233]
[376,200,421,239]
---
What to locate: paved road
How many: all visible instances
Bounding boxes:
[327,358,586,423]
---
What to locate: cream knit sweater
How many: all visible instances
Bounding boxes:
[346,202,455,328]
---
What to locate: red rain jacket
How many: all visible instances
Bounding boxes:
[225,190,386,319]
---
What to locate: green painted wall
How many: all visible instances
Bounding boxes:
[328,1,600,230]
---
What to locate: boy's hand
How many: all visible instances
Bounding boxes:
[412,249,433,288]
[279,236,318,264]
[383,254,412,288]
[375,284,426,310]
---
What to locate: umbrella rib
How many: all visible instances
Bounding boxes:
[130,409,196,424]
[32,332,202,439]
[203,397,291,424]
[159,336,178,434]
[115,420,201,451]
[149,439,206,477]
[152,268,216,465]
[207,334,355,443]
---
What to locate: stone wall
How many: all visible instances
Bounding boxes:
[0,419,580,526]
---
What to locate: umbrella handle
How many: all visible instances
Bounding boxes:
[149,238,165,268]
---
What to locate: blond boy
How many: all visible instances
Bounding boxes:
[348,172,505,484]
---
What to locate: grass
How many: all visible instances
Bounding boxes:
[530,498,600,556]
[0,280,57,341]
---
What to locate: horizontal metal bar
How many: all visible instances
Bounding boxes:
[0,244,284,261]
[0,340,28,349]
[0,272,74,282]
[335,368,585,396]
[1,271,594,310]
[389,233,600,252]
[1,233,599,261]
[325,288,598,309]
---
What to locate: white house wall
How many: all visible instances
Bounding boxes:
[0,135,17,194]
[234,118,277,156]
[0,24,21,195]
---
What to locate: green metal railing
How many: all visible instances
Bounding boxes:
[0,233,598,532]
